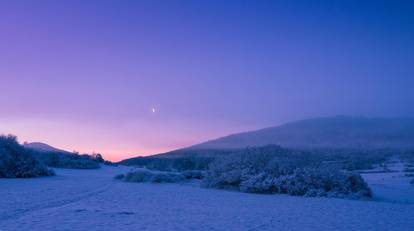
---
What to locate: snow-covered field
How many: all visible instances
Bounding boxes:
[1,165,414,231]
[361,160,414,204]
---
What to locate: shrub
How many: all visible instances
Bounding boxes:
[32,151,100,169]
[90,153,117,166]
[116,169,185,183]
[103,160,118,166]
[399,151,414,163]
[120,146,397,174]
[201,155,244,190]
[0,135,54,178]
[182,170,205,179]
[114,173,126,180]
[120,156,213,171]
[306,148,393,171]
[203,149,372,199]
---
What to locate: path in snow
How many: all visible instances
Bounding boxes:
[0,166,127,221]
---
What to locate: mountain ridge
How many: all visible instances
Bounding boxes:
[189,116,414,150]
[23,142,67,153]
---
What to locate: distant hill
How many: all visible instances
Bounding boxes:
[23,142,67,153]
[119,148,233,166]
[120,116,414,164]
[23,142,102,169]
[190,116,414,150]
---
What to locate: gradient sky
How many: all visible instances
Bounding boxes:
[1,0,413,161]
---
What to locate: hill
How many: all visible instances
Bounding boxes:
[190,116,414,150]
[23,142,67,153]
[23,142,101,169]
[120,116,414,166]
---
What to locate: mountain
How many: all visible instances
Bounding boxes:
[23,142,67,153]
[189,116,414,150]
[120,116,414,164]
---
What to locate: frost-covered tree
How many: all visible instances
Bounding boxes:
[0,135,54,178]
[116,169,185,183]
[203,146,372,199]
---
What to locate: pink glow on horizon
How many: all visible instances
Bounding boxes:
[0,117,250,162]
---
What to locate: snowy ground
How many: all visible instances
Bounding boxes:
[1,165,414,231]
[361,160,414,204]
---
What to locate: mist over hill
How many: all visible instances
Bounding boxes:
[190,116,414,150]
[121,116,414,165]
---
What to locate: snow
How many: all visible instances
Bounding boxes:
[1,166,414,231]
[361,160,414,204]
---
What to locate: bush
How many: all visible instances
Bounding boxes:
[103,160,118,166]
[305,148,394,171]
[0,135,54,178]
[120,156,213,171]
[32,151,100,169]
[116,169,185,183]
[399,151,414,164]
[114,173,126,180]
[202,149,372,199]
[405,163,414,168]
[91,153,117,166]
[120,146,397,174]
[182,170,205,179]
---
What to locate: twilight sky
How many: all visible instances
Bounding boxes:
[1,0,413,161]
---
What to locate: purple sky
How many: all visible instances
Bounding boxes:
[1,0,414,161]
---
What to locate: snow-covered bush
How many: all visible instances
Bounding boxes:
[116,169,185,183]
[201,155,244,190]
[305,148,394,171]
[33,151,100,169]
[0,135,54,178]
[114,174,125,180]
[203,149,372,199]
[91,153,117,166]
[400,151,414,164]
[405,163,414,168]
[182,170,205,179]
[120,155,213,171]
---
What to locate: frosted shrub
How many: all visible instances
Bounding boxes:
[116,169,185,183]
[240,171,275,193]
[404,168,414,173]
[203,150,372,199]
[120,156,213,171]
[56,154,100,169]
[0,135,54,178]
[182,170,205,179]
[202,155,244,189]
[114,174,125,180]
[33,151,100,169]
